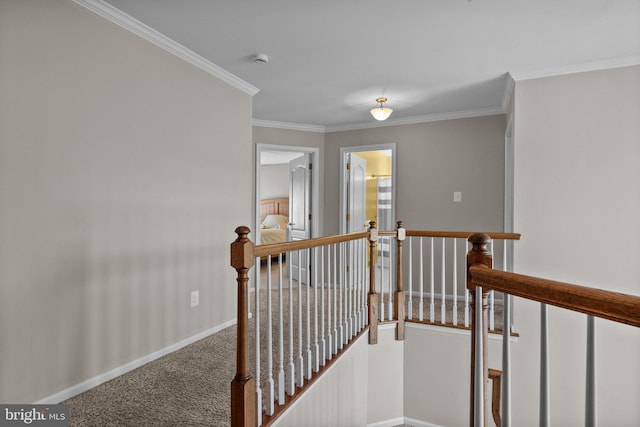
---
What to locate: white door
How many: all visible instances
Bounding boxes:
[289,154,312,282]
[346,153,367,232]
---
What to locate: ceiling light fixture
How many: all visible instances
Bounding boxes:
[370,97,393,121]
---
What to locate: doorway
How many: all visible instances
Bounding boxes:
[339,144,396,234]
[255,144,319,246]
[340,144,396,297]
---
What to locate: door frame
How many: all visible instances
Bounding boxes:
[504,113,515,271]
[339,143,397,234]
[255,143,320,243]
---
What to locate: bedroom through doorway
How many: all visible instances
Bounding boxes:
[255,144,319,249]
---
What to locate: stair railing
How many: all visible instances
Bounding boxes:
[401,229,520,331]
[467,233,640,427]
[230,222,382,427]
[230,223,521,427]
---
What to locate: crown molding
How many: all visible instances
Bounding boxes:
[252,106,505,133]
[252,119,326,133]
[325,107,505,133]
[509,56,640,82]
[73,0,259,96]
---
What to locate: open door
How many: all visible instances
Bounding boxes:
[341,146,395,296]
[288,153,312,282]
[346,153,367,232]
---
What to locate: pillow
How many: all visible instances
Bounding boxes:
[261,214,288,230]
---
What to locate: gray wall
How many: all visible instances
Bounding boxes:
[324,115,507,235]
[0,0,252,402]
[511,65,640,425]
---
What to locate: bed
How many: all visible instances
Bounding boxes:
[259,198,289,246]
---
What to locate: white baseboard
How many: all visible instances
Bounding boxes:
[403,416,444,427]
[407,291,503,306]
[35,319,237,404]
[367,416,405,427]
[367,416,443,427]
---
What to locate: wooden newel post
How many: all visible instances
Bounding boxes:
[368,220,379,344]
[467,233,492,427]
[394,220,406,340]
[230,226,257,427]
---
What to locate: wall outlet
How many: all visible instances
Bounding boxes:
[190,290,199,307]
[453,191,462,202]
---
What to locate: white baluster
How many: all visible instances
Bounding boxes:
[429,237,435,323]
[464,241,470,327]
[326,244,333,360]
[320,246,326,366]
[503,239,508,272]
[286,253,295,396]
[313,248,319,373]
[305,248,312,380]
[353,240,359,333]
[295,250,304,388]
[336,243,343,349]
[333,244,341,354]
[586,316,597,427]
[379,236,385,322]
[408,237,413,320]
[474,285,484,427]
[358,239,363,333]
[419,237,424,321]
[255,262,262,425]
[502,290,511,427]
[348,240,354,339]
[357,238,364,331]
[540,303,550,427]
[502,239,508,333]
[265,256,275,416]
[355,240,360,336]
[388,237,393,321]
[361,238,367,328]
[489,241,495,331]
[277,254,285,406]
[342,241,349,345]
[362,238,367,328]
[441,238,446,324]
[452,239,458,326]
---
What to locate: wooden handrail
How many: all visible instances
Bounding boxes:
[251,227,491,259]
[469,266,640,328]
[253,231,368,258]
[407,230,521,240]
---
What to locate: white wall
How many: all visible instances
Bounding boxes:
[274,325,404,427]
[0,0,252,403]
[403,325,504,427]
[273,333,370,427]
[512,65,640,426]
[260,164,289,200]
[368,326,405,425]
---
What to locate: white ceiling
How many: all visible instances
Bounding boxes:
[99,0,640,131]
